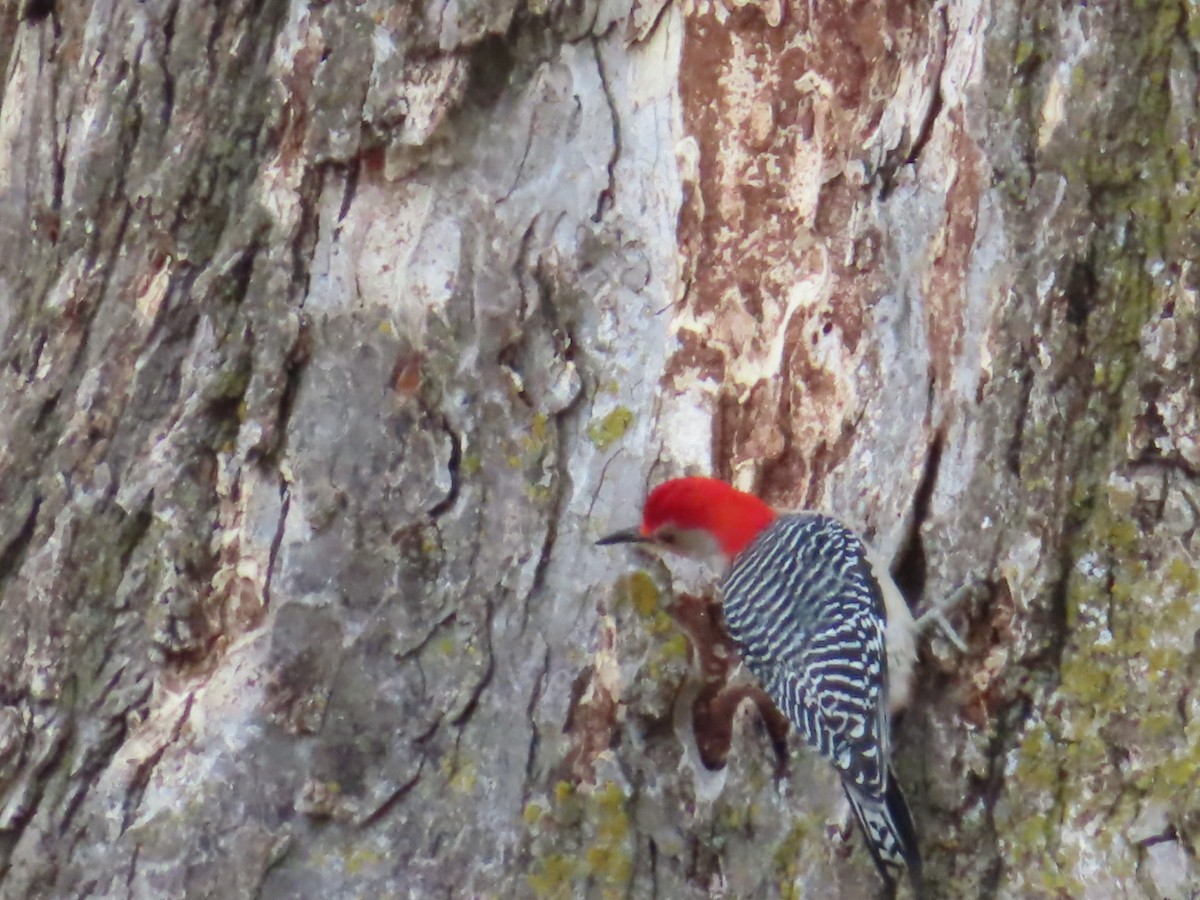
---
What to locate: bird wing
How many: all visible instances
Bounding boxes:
[716,513,924,893]
[766,613,890,796]
[720,513,892,796]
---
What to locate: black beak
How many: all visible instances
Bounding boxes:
[596,527,649,547]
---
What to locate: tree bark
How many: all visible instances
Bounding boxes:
[1,0,1197,897]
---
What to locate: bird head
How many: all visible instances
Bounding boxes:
[596,476,776,562]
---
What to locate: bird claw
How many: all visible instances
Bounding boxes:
[827,796,855,852]
[924,606,968,653]
[915,580,984,653]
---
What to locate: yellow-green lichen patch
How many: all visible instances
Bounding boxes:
[520,413,553,456]
[717,798,759,832]
[658,632,690,662]
[1008,719,1063,796]
[553,779,574,806]
[586,407,634,451]
[1166,556,1200,594]
[1000,467,1200,886]
[612,572,676,640]
[525,779,634,900]
[984,2,1200,890]
[527,854,575,899]
[583,781,633,897]
[523,799,549,826]
[440,755,477,795]
[503,413,559,475]
[614,571,659,619]
[772,816,820,900]
[419,532,441,556]
[525,482,555,505]
[611,571,693,685]
[643,628,692,685]
[1013,39,1037,68]
[343,845,383,875]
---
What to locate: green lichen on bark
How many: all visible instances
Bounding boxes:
[524,780,634,900]
[586,407,634,451]
[982,0,1200,892]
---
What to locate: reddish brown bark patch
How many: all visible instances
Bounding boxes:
[670,592,790,772]
[925,110,986,390]
[560,618,621,783]
[673,0,934,499]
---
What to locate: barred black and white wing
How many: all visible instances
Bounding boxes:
[721,514,890,784]
[721,513,924,895]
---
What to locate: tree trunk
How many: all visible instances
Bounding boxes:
[1,0,1197,897]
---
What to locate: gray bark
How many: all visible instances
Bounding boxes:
[0,0,1197,898]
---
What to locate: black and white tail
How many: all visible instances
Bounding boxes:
[844,767,926,899]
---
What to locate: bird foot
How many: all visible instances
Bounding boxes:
[916,579,986,653]
[825,796,856,858]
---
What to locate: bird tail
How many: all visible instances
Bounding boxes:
[844,767,926,898]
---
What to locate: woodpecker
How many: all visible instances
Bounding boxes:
[597,476,925,898]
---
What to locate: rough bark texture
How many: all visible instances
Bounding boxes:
[0,0,1197,898]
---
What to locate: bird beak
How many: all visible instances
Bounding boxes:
[595,527,650,547]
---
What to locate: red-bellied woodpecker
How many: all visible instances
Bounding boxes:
[597,476,925,898]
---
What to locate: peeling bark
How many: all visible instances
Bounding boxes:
[1,0,1198,898]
